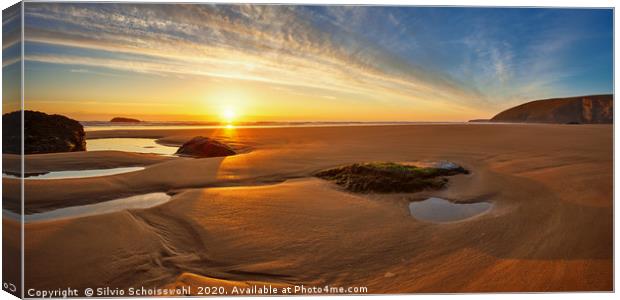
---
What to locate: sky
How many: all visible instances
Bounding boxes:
[3,3,613,122]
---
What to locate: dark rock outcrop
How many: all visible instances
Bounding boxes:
[2,110,86,154]
[315,162,468,193]
[175,136,236,158]
[2,111,21,155]
[110,117,141,123]
[491,94,613,124]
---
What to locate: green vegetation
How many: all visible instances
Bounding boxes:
[314,162,468,193]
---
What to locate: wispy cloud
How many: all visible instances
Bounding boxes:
[23,4,485,110]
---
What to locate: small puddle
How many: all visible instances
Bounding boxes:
[2,167,144,180]
[87,138,178,156]
[4,192,172,223]
[409,197,491,223]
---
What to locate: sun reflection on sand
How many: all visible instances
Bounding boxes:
[206,125,242,180]
[219,124,238,139]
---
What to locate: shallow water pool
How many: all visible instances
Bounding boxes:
[409,197,491,223]
[2,167,144,180]
[87,138,178,156]
[4,192,172,223]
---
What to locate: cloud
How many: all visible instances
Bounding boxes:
[23,3,485,111]
[452,11,606,108]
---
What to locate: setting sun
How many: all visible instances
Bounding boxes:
[221,106,237,124]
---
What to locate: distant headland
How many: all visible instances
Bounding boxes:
[110,117,141,123]
[470,94,612,124]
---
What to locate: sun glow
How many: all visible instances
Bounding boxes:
[221,106,237,124]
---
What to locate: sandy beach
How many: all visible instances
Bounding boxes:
[2,123,612,293]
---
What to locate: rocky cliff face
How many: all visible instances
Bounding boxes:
[2,110,86,154]
[490,94,613,124]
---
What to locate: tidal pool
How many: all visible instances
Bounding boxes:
[409,197,491,223]
[17,192,172,223]
[2,167,144,180]
[87,138,178,156]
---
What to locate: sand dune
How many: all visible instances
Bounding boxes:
[8,124,612,292]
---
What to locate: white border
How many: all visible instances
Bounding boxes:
[0,1,617,300]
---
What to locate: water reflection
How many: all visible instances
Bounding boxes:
[4,192,172,223]
[2,167,144,180]
[87,138,178,156]
[409,197,491,223]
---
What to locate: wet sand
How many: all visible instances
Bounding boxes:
[5,124,612,293]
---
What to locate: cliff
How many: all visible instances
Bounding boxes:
[490,94,613,124]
